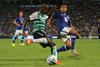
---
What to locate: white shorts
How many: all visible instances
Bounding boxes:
[60,27,71,36]
[62,35,71,42]
[60,27,71,42]
[25,31,28,34]
[15,30,28,36]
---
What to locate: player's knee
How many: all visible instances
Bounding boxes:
[41,38,48,43]
[47,39,56,47]
[49,43,56,47]
[65,40,71,48]
[52,43,56,46]
[69,29,76,34]
[73,30,77,34]
[60,32,67,37]
[13,35,17,40]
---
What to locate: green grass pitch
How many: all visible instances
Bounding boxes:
[0,39,100,67]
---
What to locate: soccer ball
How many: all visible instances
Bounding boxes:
[47,55,57,65]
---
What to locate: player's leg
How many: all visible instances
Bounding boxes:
[29,31,60,64]
[12,35,17,43]
[27,31,57,57]
[57,27,78,54]
[20,36,24,46]
[71,33,79,55]
[40,42,57,57]
[47,37,62,64]
[31,37,57,57]
[12,35,18,47]
[39,37,61,64]
[26,37,48,45]
[26,31,48,45]
[47,38,57,58]
[71,33,76,50]
[20,30,29,46]
[57,27,79,55]
[12,30,20,47]
[39,41,62,64]
[69,29,79,55]
[57,35,71,53]
[33,38,48,43]
[57,27,71,52]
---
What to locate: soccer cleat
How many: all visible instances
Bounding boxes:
[26,39,32,46]
[12,43,15,47]
[20,43,25,46]
[56,61,62,65]
[71,49,79,55]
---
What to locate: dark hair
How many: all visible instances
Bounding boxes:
[19,11,23,13]
[41,3,48,8]
[61,3,67,7]
[17,11,23,17]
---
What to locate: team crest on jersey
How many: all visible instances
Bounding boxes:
[21,20,23,23]
[64,17,68,23]
[61,14,68,23]
[21,19,24,23]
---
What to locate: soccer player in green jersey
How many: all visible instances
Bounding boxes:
[22,3,61,64]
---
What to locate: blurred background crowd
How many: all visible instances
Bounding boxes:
[0,0,100,38]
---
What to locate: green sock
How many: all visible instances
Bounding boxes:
[51,46,57,58]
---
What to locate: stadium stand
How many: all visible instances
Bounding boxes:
[0,0,100,39]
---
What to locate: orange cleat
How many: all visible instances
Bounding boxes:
[71,49,80,55]
[56,61,62,65]
[26,39,32,46]
[72,52,77,54]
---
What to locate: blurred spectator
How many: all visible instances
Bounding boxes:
[0,1,99,36]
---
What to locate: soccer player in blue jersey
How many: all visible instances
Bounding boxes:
[12,11,29,47]
[48,4,81,55]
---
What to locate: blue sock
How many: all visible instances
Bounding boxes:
[12,37,17,43]
[71,33,76,50]
[57,45,70,53]
[21,37,24,43]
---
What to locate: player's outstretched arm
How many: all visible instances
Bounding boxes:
[70,24,75,30]
[70,24,81,39]
[13,20,20,27]
[47,18,51,27]
[77,33,81,39]
[46,5,58,27]
[46,17,56,33]
[47,5,57,18]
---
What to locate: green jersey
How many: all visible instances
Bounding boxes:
[29,11,48,32]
